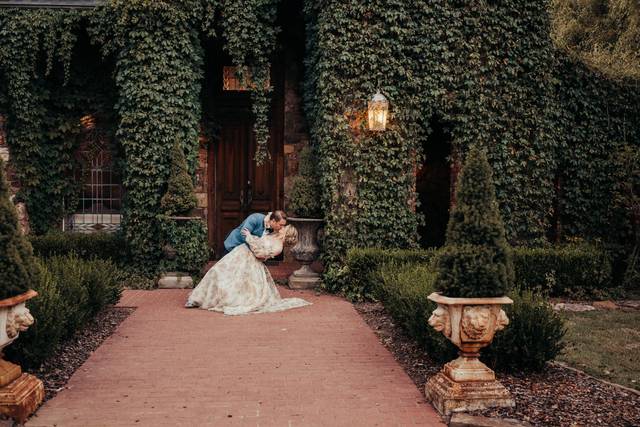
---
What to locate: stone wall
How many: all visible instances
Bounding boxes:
[283,46,311,214]
[194,135,209,220]
[0,114,30,234]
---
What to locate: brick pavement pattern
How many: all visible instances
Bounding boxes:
[27,287,445,426]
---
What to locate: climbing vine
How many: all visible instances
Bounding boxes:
[88,0,205,267]
[303,0,640,285]
[0,1,281,268]
[0,9,103,234]
[219,0,280,165]
[1,0,638,275]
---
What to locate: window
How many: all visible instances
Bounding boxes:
[222,66,270,91]
[65,116,122,233]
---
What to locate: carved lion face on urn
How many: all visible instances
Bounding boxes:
[6,305,34,340]
[428,306,451,338]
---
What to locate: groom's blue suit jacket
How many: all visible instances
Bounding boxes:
[223,213,266,252]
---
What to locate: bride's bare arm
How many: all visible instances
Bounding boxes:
[243,230,271,259]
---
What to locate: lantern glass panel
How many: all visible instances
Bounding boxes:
[368,92,389,131]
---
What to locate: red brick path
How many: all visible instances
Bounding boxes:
[27,288,445,426]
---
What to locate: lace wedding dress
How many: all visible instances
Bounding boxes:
[186,234,310,315]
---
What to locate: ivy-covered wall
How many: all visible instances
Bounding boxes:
[0,0,280,270]
[0,0,638,275]
[303,0,640,282]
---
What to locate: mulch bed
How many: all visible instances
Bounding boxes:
[355,301,640,427]
[27,306,134,402]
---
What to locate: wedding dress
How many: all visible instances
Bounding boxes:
[186,234,311,315]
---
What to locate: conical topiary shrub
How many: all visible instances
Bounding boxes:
[0,159,38,300]
[434,146,513,298]
[160,142,197,216]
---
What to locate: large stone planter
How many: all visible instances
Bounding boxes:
[288,218,323,290]
[0,290,44,423]
[425,292,515,415]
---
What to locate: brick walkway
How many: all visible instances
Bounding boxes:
[27,288,445,426]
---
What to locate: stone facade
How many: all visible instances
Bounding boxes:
[282,46,311,214]
[194,135,209,220]
[0,46,312,243]
[0,115,30,235]
[194,47,311,227]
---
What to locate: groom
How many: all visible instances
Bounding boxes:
[222,210,288,257]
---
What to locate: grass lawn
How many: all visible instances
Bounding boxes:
[558,310,640,391]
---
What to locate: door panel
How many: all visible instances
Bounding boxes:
[216,119,249,254]
[247,133,276,214]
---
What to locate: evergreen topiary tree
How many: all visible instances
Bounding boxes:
[0,159,38,300]
[434,146,513,298]
[160,142,198,216]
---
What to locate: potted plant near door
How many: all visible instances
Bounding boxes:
[0,159,44,423]
[158,142,209,288]
[425,146,515,415]
[287,146,324,289]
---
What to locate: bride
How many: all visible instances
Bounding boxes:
[184,225,311,315]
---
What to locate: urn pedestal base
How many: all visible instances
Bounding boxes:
[288,265,321,290]
[0,359,21,386]
[0,366,44,424]
[425,369,514,415]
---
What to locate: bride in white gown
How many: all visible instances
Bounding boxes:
[185,225,311,315]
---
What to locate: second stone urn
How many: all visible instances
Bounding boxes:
[425,292,515,415]
[288,218,323,289]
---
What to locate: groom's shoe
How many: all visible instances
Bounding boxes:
[184,300,199,308]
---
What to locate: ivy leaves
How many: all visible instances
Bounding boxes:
[220,0,280,166]
[303,0,640,289]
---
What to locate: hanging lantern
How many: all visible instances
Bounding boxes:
[368,91,389,131]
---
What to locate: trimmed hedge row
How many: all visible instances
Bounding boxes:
[377,262,565,372]
[29,232,127,262]
[513,245,613,297]
[340,244,614,301]
[6,255,123,369]
[332,248,438,301]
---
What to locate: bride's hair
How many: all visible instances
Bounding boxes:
[281,225,298,246]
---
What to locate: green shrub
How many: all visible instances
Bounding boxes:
[0,158,38,299]
[160,142,197,216]
[377,261,566,372]
[6,255,122,369]
[159,217,209,274]
[377,262,457,362]
[117,265,158,290]
[434,146,513,297]
[484,288,566,372]
[43,255,91,333]
[5,261,67,368]
[338,244,614,300]
[82,259,123,316]
[336,247,437,301]
[513,244,613,297]
[30,232,126,262]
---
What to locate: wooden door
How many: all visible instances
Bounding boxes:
[215,115,250,255]
[206,45,284,258]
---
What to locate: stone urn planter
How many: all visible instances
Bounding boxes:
[288,218,323,289]
[0,290,44,423]
[425,292,515,415]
